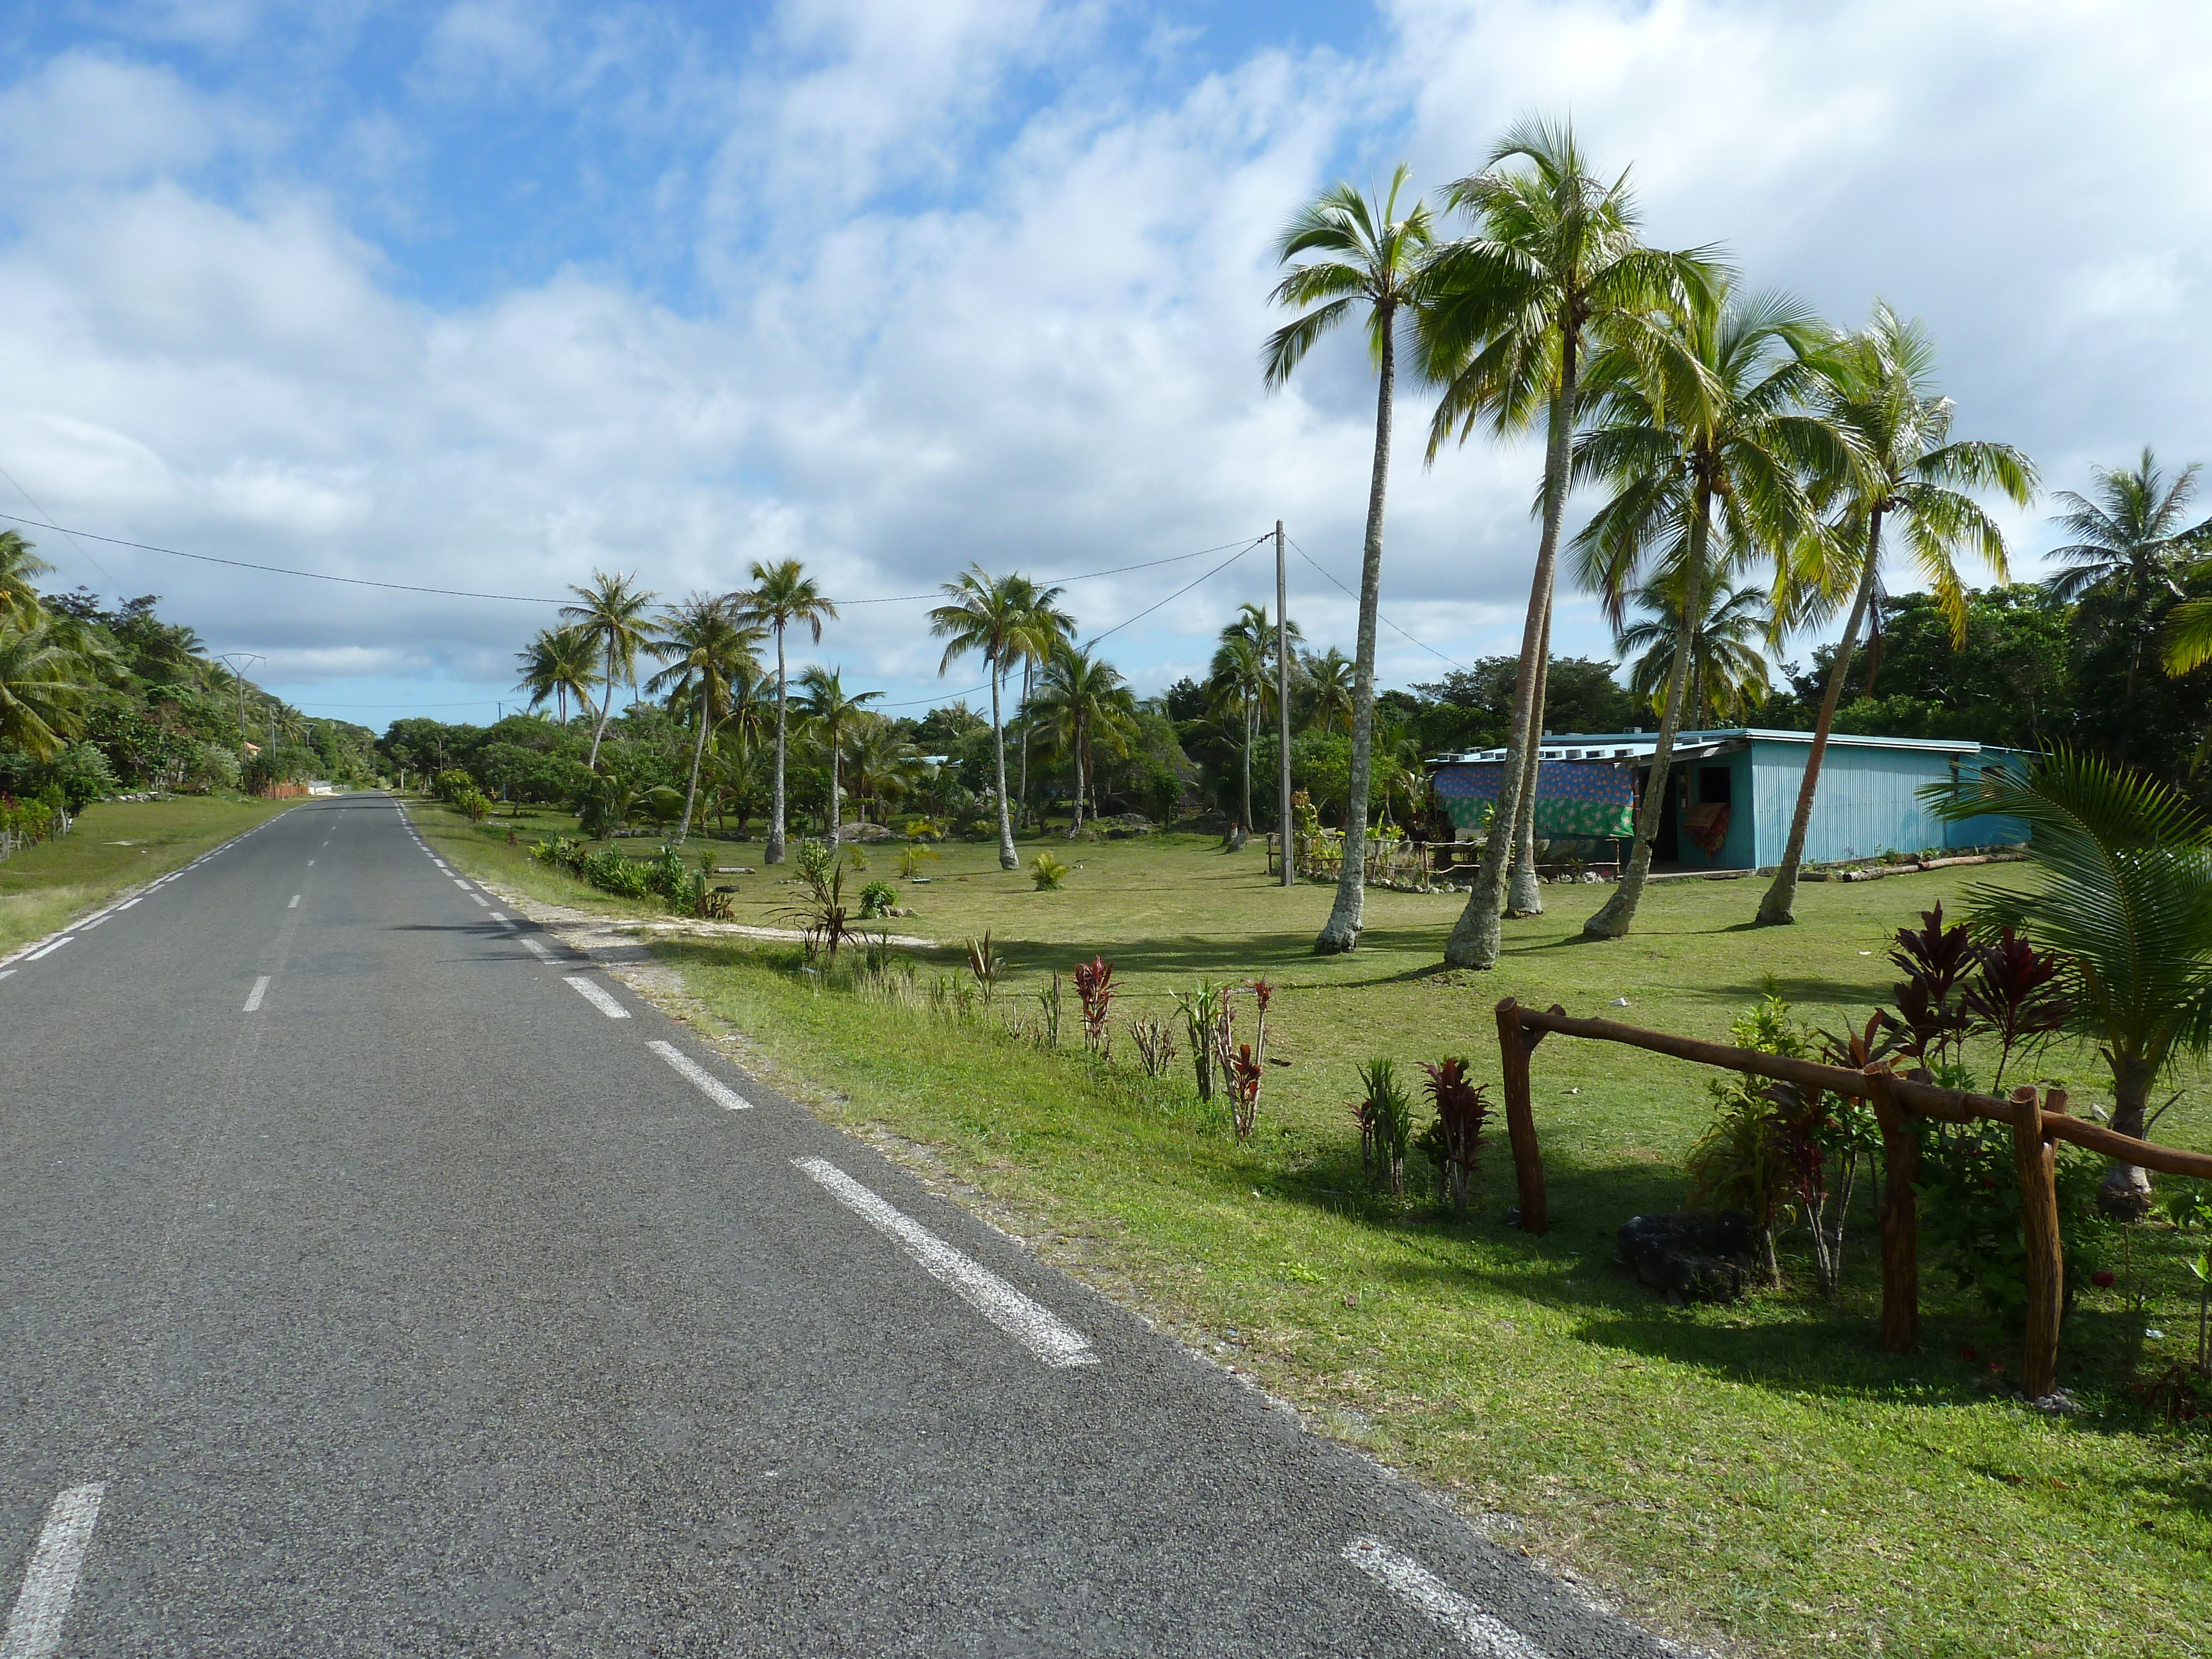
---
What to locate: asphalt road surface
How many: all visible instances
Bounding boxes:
[2,795,1682,1657]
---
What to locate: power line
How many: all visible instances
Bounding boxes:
[0,473,121,591]
[1086,535,1269,648]
[836,536,1274,604]
[0,509,1277,612]
[0,512,568,603]
[1285,533,1471,672]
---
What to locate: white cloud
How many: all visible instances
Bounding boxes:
[3,0,2211,726]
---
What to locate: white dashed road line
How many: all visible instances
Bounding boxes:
[520,937,552,960]
[22,938,72,962]
[288,895,301,909]
[792,1156,1097,1369]
[243,975,271,1013]
[1342,1538,1546,1659]
[648,1040,754,1110]
[2,1482,105,1659]
[0,970,14,983]
[564,976,629,1019]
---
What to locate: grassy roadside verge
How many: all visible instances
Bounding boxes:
[0,794,296,957]
[423,801,2212,1659]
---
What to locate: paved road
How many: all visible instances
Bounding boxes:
[2,795,1677,1657]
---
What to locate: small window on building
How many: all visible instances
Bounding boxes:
[1699,765,1733,805]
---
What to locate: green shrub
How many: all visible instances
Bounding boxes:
[48,743,118,812]
[1917,1120,2105,1325]
[1030,851,1068,890]
[858,879,897,918]
[1354,1057,1412,1197]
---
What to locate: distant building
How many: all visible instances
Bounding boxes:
[1427,728,2029,872]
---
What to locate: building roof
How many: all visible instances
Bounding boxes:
[1429,727,1999,767]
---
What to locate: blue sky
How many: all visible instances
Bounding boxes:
[2,1,2208,732]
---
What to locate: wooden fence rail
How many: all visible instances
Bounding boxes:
[1493,996,2212,1397]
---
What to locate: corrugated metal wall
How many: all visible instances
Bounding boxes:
[1749,739,1976,864]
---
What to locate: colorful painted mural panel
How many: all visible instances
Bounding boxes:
[1432,761,1636,838]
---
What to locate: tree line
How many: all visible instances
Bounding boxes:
[0,533,374,809]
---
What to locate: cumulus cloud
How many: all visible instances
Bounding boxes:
[1,0,2208,727]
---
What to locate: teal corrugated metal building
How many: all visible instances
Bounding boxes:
[1430,728,2028,871]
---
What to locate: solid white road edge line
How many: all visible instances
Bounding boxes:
[648,1040,754,1110]
[791,1156,1097,1368]
[22,938,72,961]
[243,975,270,1013]
[564,975,629,1018]
[1341,1538,1546,1659]
[1,1482,106,1659]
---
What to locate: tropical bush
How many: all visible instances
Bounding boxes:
[858,879,896,918]
[1354,1057,1413,1197]
[1030,850,1068,890]
[1415,1056,1493,1212]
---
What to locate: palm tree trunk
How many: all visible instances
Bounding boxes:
[766,628,788,864]
[1316,306,1395,954]
[830,726,843,841]
[677,684,709,842]
[2099,1053,2159,1219]
[1068,712,1088,836]
[1507,602,1553,916]
[990,662,1017,869]
[1756,506,1884,925]
[1447,336,1579,968]
[1586,494,1710,938]
[1019,659,1033,831]
[1236,700,1254,849]
[586,637,617,770]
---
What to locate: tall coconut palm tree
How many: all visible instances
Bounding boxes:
[1430,119,1721,968]
[0,531,53,622]
[1011,577,1076,830]
[1618,575,1775,726]
[1936,747,2212,1219]
[560,572,657,772]
[1033,642,1139,834]
[2046,447,2210,702]
[732,560,837,864]
[928,565,1036,869]
[0,617,88,759]
[1264,165,1435,954]
[792,665,879,839]
[1754,305,2036,924]
[1206,633,1271,843]
[1301,646,1354,735]
[1570,281,1853,939]
[844,715,927,824]
[516,624,603,727]
[645,594,764,842]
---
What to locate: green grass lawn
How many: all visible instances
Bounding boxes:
[1,793,295,957]
[425,804,2212,1659]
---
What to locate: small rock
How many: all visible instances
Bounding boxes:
[1610,997,1630,1008]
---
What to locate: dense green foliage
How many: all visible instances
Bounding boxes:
[1,566,374,810]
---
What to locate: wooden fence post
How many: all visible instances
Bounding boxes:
[1493,998,1548,1236]
[1866,1066,1918,1355]
[2010,1083,2064,1399]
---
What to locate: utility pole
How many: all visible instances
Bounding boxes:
[1276,520,1293,889]
[217,653,264,757]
